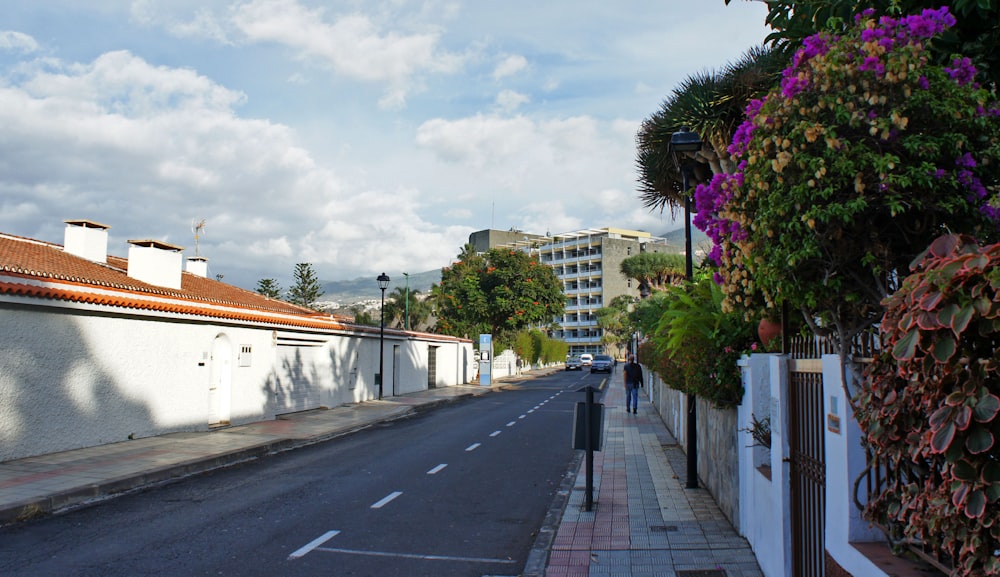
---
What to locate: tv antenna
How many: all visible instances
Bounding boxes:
[191,218,207,257]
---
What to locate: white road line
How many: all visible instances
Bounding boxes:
[527,409,535,414]
[506,421,516,427]
[315,546,518,564]
[427,464,448,475]
[371,491,403,509]
[288,530,340,559]
[465,442,481,452]
[518,414,526,419]
[489,430,502,437]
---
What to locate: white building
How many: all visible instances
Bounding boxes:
[473,227,676,357]
[0,220,474,463]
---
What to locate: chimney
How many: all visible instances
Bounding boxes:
[186,256,208,278]
[127,239,184,289]
[63,219,109,263]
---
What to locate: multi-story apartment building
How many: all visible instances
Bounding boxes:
[470,227,676,357]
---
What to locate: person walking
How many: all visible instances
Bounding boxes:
[623,354,643,414]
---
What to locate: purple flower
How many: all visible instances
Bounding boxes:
[945,57,977,86]
[956,153,977,169]
[858,56,885,76]
[917,76,930,90]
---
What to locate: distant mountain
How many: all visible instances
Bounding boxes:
[320,269,441,303]
[658,227,709,252]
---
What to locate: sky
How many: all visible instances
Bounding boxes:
[0,0,771,290]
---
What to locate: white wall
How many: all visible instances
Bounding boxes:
[0,306,274,462]
[737,354,891,577]
[737,354,793,577]
[822,355,887,575]
[0,301,474,462]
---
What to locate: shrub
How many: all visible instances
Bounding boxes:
[696,7,1000,351]
[859,234,1000,575]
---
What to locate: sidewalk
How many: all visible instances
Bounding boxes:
[0,381,502,527]
[530,380,764,577]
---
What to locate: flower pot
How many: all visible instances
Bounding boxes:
[757,318,781,347]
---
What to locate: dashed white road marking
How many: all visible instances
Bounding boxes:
[518,414,526,419]
[289,530,340,559]
[427,464,447,475]
[489,430,502,437]
[371,491,403,509]
[506,421,516,427]
[465,442,482,452]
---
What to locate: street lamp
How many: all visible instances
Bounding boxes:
[377,272,390,400]
[403,272,410,331]
[669,127,702,490]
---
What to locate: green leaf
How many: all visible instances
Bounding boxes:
[953,305,975,336]
[953,460,978,481]
[932,334,956,363]
[930,404,955,429]
[966,489,987,518]
[974,394,1000,423]
[982,461,1000,484]
[938,302,959,327]
[966,426,994,454]
[931,420,956,453]
[892,329,920,360]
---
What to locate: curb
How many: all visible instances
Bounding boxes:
[523,451,583,577]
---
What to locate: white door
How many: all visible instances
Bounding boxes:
[209,334,233,427]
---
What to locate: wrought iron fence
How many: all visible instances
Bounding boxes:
[857,446,953,573]
[785,329,881,359]
[787,329,952,573]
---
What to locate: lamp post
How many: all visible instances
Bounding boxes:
[670,127,702,490]
[377,272,390,400]
[403,272,410,331]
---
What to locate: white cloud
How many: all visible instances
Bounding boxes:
[495,89,528,112]
[0,31,38,54]
[493,54,526,80]
[231,0,465,109]
[0,49,471,286]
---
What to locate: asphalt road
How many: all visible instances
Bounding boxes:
[0,369,608,577]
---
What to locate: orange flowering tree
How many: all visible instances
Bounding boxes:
[434,245,564,347]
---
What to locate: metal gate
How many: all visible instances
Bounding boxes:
[789,359,826,577]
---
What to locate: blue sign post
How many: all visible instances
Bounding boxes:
[479,334,492,386]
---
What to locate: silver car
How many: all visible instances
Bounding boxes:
[565,356,583,371]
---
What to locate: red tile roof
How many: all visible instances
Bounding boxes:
[0,231,361,331]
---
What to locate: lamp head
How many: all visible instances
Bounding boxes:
[669,127,703,153]
[377,272,391,290]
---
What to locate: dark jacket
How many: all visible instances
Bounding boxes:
[623,362,643,389]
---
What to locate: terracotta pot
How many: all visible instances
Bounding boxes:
[757,318,782,347]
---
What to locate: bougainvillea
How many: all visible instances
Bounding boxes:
[858,234,1000,575]
[694,7,1000,347]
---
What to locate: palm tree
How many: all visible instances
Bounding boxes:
[636,44,786,213]
[619,253,687,294]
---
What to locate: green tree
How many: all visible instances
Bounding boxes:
[636,44,787,212]
[255,278,282,299]
[513,330,537,364]
[619,252,687,294]
[350,306,375,326]
[434,245,565,348]
[729,0,1000,90]
[286,263,324,309]
[595,295,637,359]
[697,8,1000,357]
[384,286,433,330]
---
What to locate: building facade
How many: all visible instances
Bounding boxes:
[1,220,474,463]
[470,227,675,357]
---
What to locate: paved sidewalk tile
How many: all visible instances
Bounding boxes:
[545,382,762,577]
